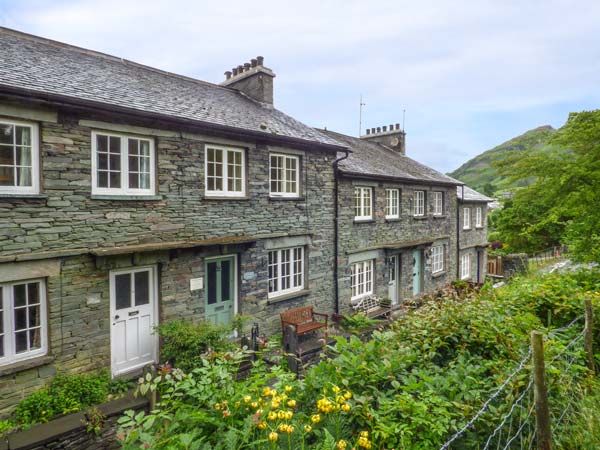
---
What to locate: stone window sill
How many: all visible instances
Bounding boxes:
[385,217,401,222]
[463,228,472,231]
[475,226,484,229]
[0,194,48,199]
[432,271,447,279]
[412,216,428,220]
[269,196,306,202]
[267,289,311,305]
[432,215,448,219]
[203,195,250,201]
[354,219,375,224]
[91,194,164,201]
[0,354,55,377]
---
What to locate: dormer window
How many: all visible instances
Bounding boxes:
[0,120,39,195]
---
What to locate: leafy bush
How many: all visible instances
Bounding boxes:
[339,312,380,334]
[156,319,235,372]
[118,269,600,449]
[13,371,111,428]
[0,419,15,437]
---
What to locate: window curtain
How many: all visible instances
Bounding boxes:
[16,126,31,187]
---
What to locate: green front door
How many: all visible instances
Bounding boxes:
[205,256,235,326]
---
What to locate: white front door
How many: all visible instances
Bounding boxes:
[110,266,158,376]
[387,255,399,305]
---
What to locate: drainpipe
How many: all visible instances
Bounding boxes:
[456,185,464,279]
[333,150,350,315]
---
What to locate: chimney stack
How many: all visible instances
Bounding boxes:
[360,122,406,155]
[220,55,276,105]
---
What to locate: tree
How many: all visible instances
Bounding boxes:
[492,110,600,261]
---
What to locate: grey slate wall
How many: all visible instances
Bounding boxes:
[336,178,458,312]
[458,201,489,282]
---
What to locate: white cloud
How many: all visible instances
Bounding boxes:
[1,0,599,172]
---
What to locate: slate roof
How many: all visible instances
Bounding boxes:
[457,185,494,203]
[0,27,343,149]
[318,129,462,185]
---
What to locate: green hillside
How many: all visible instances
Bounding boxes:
[448,125,556,195]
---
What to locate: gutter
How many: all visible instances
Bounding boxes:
[0,86,347,154]
[333,149,350,315]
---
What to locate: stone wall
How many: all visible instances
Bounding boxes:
[0,104,336,416]
[336,178,458,312]
[458,201,489,283]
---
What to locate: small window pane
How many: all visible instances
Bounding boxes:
[109,136,121,153]
[29,329,41,350]
[98,153,108,170]
[129,173,139,189]
[0,146,13,165]
[16,168,32,187]
[109,172,121,188]
[0,167,14,186]
[15,330,28,353]
[16,147,31,166]
[207,262,217,305]
[97,135,108,152]
[16,126,31,146]
[221,260,231,301]
[14,308,27,330]
[134,271,150,306]
[29,304,40,327]
[14,284,26,307]
[0,124,13,145]
[98,171,108,188]
[109,154,121,171]
[129,155,139,172]
[27,283,39,304]
[115,274,131,310]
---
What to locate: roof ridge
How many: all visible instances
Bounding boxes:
[0,26,237,93]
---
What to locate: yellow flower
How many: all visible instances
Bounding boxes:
[251,402,258,409]
[311,414,321,424]
[268,432,278,442]
[287,399,297,408]
[304,425,312,433]
[214,402,221,410]
[286,425,294,434]
[271,400,281,409]
[360,431,369,438]
[344,391,352,400]
[268,411,278,421]
[285,410,293,420]
[263,387,272,397]
[277,410,287,420]
[284,385,293,393]
[336,439,347,450]
[222,410,231,418]
[243,395,252,403]
[332,385,341,394]
[341,403,351,412]
[257,421,267,430]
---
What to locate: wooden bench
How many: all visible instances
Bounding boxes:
[280,306,328,337]
[351,295,391,319]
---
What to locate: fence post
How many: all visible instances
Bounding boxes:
[585,298,596,374]
[531,331,552,450]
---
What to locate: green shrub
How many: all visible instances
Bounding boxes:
[156,319,235,372]
[13,371,110,427]
[0,419,15,437]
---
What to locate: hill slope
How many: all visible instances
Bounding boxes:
[448,125,556,195]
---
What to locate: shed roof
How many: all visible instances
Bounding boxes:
[0,27,343,149]
[457,185,494,203]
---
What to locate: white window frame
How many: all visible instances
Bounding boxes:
[414,190,425,216]
[269,153,300,197]
[463,207,471,229]
[91,131,156,196]
[350,260,374,300]
[431,245,444,274]
[385,188,400,219]
[354,187,373,221]
[475,207,483,228]
[205,144,246,198]
[0,278,47,366]
[461,254,471,280]
[267,246,305,298]
[0,119,40,195]
[433,191,444,216]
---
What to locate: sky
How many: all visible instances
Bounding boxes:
[1,0,599,173]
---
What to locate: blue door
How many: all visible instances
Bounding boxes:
[412,250,423,296]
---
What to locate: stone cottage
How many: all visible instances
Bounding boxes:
[0,27,490,416]
[0,27,348,414]
[457,186,493,283]
[319,128,463,313]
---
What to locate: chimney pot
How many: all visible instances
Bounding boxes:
[251,58,258,67]
[232,67,238,76]
[371,128,376,134]
[237,65,244,73]
[382,126,387,132]
[395,123,400,130]
[257,56,264,66]
[366,129,370,135]
[389,124,394,131]
[377,127,381,133]
[244,63,251,71]
[225,71,232,80]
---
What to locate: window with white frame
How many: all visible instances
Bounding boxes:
[463,207,471,229]
[354,187,373,220]
[385,189,400,219]
[270,153,300,197]
[431,245,444,273]
[350,260,373,300]
[205,145,245,197]
[0,279,47,365]
[414,190,425,216]
[0,120,39,194]
[461,254,471,279]
[433,191,444,216]
[92,131,155,195]
[475,207,483,227]
[268,247,304,298]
